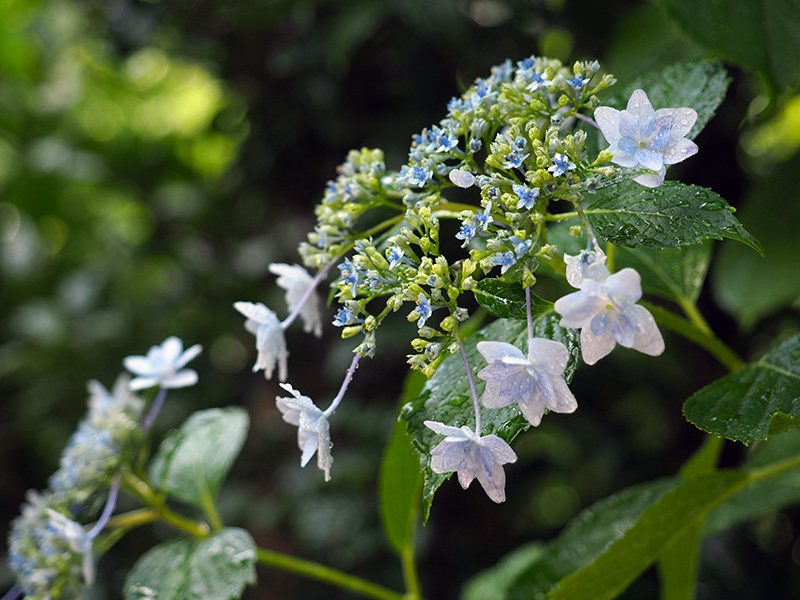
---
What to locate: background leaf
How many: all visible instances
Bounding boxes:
[654,0,800,91]
[148,407,249,507]
[683,334,800,444]
[378,372,424,555]
[474,280,553,320]
[400,316,580,521]
[124,528,257,600]
[585,181,763,254]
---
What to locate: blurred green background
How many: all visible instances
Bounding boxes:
[1,0,799,598]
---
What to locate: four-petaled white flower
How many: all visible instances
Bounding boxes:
[268,263,323,337]
[276,383,333,481]
[564,249,610,287]
[477,339,577,426]
[234,301,289,381]
[595,89,698,188]
[424,421,517,503]
[123,336,202,391]
[554,255,664,365]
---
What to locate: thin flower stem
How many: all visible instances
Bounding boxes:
[573,112,600,129]
[678,297,713,337]
[281,261,334,330]
[142,387,167,433]
[643,303,743,372]
[401,543,422,600]
[0,585,22,600]
[323,352,361,417]
[88,475,121,539]
[525,286,534,348]
[458,334,482,433]
[605,242,616,273]
[121,473,210,538]
[257,548,406,600]
[545,211,579,221]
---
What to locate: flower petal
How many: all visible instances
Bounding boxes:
[632,305,666,357]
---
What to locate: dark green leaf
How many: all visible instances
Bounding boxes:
[654,0,800,91]
[124,528,257,600]
[463,479,676,600]
[683,334,800,444]
[474,279,553,320]
[546,472,745,600]
[148,407,249,507]
[461,543,545,600]
[706,429,800,533]
[657,523,702,600]
[400,316,580,522]
[378,372,424,555]
[615,243,712,304]
[585,181,763,254]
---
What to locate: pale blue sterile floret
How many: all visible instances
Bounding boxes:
[449,168,476,189]
[512,183,540,210]
[122,336,202,392]
[269,263,323,337]
[9,492,95,599]
[415,293,433,328]
[276,383,333,481]
[553,253,665,365]
[594,89,698,188]
[477,339,577,427]
[423,421,517,503]
[234,301,289,381]
[548,153,576,177]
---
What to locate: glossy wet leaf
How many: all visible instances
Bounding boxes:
[148,407,249,507]
[616,243,712,304]
[474,279,553,320]
[585,181,762,254]
[683,334,800,444]
[400,316,579,522]
[125,528,257,600]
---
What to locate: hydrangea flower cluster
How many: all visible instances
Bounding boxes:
[229,54,693,499]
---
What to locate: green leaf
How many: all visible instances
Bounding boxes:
[585,181,763,254]
[378,372,424,555]
[657,522,702,600]
[400,315,580,522]
[148,407,249,507]
[124,528,257,600]
[463,479,677,599]
[474,279,553,320]
[683,334,800,444]
[615,243,712,305]
[654,0,800,91]
[546,472,746,600]
[461,543,545,600]
[712,155,800,329]
[706,429,800,533]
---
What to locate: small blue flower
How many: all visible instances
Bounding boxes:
[489,251,516,273]
[400,165,433,187]
[503,150,529,170]
[512,184,540,210]
[415,293,433,328]
[338,258,359,296]
[509,236,533,259]
[568,75,589,90]
[333,307,362,327]
[475,206,493,232]
[548,153,576,177]
[527,71,550,92]
[456,220,477,248]
[469,138,483,153]
[387,247,405,269]
[513,136,528,152]
[434,128,458,152]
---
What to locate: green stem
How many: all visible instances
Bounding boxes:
[256,548,406,600]
[122,473,210,538]
[401,544,421,600]
[545,211,579,221]
[200,484,224,531]
[643,303,744,372]
[677,297,712,336]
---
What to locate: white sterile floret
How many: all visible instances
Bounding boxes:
[276,383,333,481]
[477,339,577,426]
[123,336,202,391]
[234,301,289,381]
[424,421,517,503]
[268,263,323,337]
[449,168,476,189]
[595,89,698,187]
[564,248,610,287]
[554,265,665,365]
